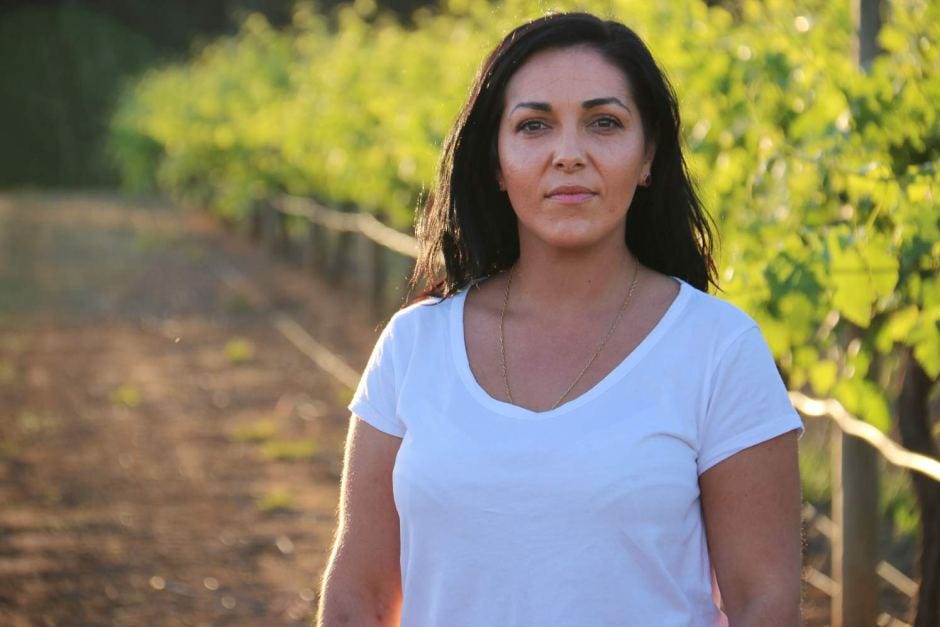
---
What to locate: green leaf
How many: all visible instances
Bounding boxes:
[778,292,816,344]
[755,314,790,358]
[828,231,899,327]
[833,378,892,433]
[910,307,940,378]
[874,305,919,353]
[830,251,876,327]
[808,360,838,395]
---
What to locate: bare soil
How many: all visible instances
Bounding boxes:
[0,191,381,626]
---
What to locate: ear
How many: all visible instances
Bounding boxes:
[643,139,657,166]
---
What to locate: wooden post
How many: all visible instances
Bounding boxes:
[302,221,317,271]
[853,0,883,70]
[829,6,886,625]
[275,211,291,260]
[353,231,371,301]
[351,231,386,320]
[249,200,263,242]
[261,201,276,253]
[831,431,880,627]
[897,352,940,627]
[314,222,326,268]
[370,239,387,320]
[332,230,351,287]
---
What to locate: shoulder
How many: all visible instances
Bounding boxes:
[680,282,757,331]
[379,292,457,345]
[389,294,446,323]
[359,294,454,380]
[674,280,762,355]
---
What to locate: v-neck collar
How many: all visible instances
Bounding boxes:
[450,276,692,420]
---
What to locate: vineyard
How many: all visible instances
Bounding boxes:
[103,0,939,623]
[110,0,939,397]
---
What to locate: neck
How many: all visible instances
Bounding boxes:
[508,244,639,318]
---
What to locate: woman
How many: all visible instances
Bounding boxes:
[318,12,804,626]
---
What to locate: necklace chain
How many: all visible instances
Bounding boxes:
[498,260,640,410]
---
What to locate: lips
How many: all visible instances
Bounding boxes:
[546,185,596,204]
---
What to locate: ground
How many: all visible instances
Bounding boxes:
[0,191,380,626]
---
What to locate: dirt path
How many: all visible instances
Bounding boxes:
[0,191,381,626]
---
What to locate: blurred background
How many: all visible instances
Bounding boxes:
[0,0,937,625]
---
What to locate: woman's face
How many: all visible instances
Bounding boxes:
[496,45,653,255]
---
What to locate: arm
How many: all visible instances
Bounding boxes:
[318,415,403,627]
[699,429,803,626]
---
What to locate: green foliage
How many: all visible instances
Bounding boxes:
[224,337,256,364]
[260,438,319,461]
[231,419,278,443]
[111,384,142,408]
[223,293,257,314]
[798,437,831,505]
[257,487,295,512]
[16,411,61,435]
[110,0,939,435]
[800,431,919,542]
[0,5,157,186]
[881,461,921,540]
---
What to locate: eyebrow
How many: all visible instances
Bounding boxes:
[510,97,632,114]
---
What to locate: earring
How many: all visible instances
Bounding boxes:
[641,172,651,187]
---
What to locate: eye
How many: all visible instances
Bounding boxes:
[590,116,624,130]
[516,119,549,133]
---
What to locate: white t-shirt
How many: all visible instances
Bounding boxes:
[349,278,803,627]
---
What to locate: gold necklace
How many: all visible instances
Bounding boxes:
[498,260,640,410]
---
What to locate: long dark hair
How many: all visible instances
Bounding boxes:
[411,12,717,297]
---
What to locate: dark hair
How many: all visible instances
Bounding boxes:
[411,12,717,297]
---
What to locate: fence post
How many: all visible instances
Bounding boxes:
[259,199,284,256]
[854,0,883,70]
[353,230,371,304]
[260,200,277,253]
[350,230,386,321]
[332,229,352,287]
[370,239,387,320]
[831,431,880,627]
[898,351,940,625]
[302,221,317,271]
[249,200,263,242]
[828,5,887,625]
[275,209,291,259]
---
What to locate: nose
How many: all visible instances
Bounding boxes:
[553,129,585,171]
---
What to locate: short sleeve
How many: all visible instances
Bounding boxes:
[348,319,407,438]
[697,325,804,475]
